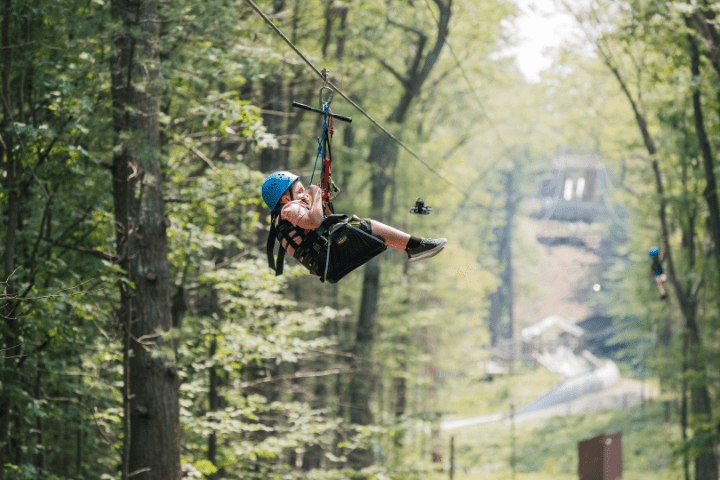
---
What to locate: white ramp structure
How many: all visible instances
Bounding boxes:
[515,360,620,416]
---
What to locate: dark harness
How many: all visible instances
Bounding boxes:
[652,261,663,277]
[266,209,335,277]
[266,210,387,284]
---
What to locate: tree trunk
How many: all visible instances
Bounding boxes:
[34,367,44,474]
[687,24,720,286]
[601,43,718,480]
[301,381,326,471]
[678,297,718,479]
[501,171,516,340]
[336,7,349,61]
[488,290,501,346]
[110,1,180,479]
[208,337,220,479]
[392,360,407,452]
[206,291,227,479]
[348,255,380,471]
[682,332,690,480]
[0,0,18,475]
[350,4,451,471]
[260,72,284,172]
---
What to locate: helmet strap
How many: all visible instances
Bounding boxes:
[280,180,298,205]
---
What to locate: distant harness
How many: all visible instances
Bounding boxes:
[652,260,664,277]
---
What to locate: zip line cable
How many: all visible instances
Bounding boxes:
[243,0,469,197]
[421,0,623,231]
[246,0,626,236]
[422,0,512,154]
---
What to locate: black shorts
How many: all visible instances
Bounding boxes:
[321,215,387,283]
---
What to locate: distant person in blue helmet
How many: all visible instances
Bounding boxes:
[648,246,667,300]
[262,171,446,283]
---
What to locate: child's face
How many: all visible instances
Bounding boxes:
[281,180,306,204]
[291,181,306,199]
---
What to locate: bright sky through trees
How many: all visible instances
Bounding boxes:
[507,0,585,82]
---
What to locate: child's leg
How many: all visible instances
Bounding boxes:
[655,275,666,296]
[368,219,410,250]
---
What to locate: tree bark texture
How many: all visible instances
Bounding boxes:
[0,0,18,476]
[110,1,180,479]
[687,24,720,286]
[488,290,501,346]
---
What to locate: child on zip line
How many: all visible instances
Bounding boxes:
[262,171,446,283]
[649,246,667,300]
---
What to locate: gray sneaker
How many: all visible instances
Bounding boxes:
[406,238,447,263]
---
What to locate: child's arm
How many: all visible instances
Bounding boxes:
[292,185,324,230]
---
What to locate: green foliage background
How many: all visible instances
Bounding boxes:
[1,0,720,478]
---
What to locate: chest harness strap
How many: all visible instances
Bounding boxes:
[266,209,332,278]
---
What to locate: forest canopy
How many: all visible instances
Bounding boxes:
[1,0,720,479]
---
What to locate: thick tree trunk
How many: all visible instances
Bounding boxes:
[110,1,180,479]
[1,0,14,289]
[0,0,18,476]
[687,26,720,285]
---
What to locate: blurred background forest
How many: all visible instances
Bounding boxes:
[1,0,720,479]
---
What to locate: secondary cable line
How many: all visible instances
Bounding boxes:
[422,0,516,194]
[424,0,512,151]
[243,0,468,197]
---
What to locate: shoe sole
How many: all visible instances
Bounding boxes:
[408,239,447,263]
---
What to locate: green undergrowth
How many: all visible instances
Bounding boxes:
[438,366,565,419]
[427,368,681,480]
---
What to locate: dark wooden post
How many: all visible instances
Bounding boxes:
[449,436,454,480]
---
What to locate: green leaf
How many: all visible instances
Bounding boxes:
[192,459,218,475]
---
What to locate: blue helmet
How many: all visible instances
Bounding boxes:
[262,171,299,209]
[649,247,659,257]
